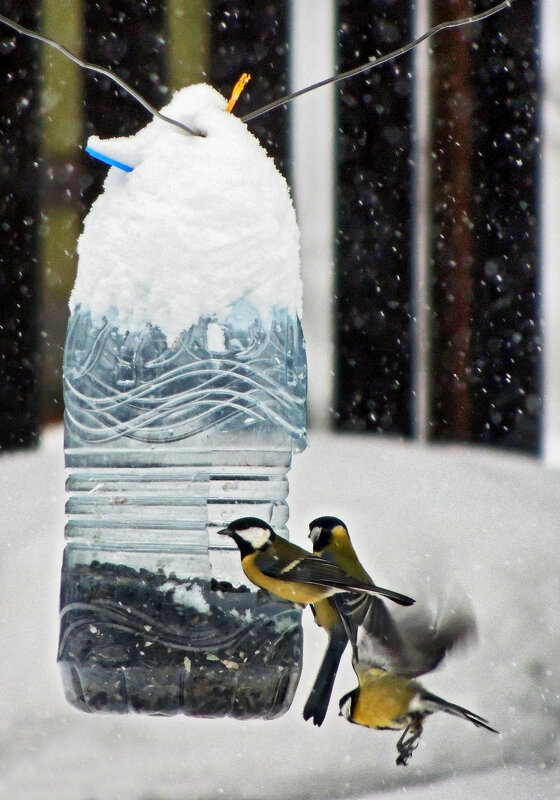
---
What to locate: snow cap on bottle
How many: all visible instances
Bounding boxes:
[71,84,302,337]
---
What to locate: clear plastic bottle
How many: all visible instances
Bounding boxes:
[58,297,307,717]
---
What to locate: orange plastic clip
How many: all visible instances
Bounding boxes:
[226,73,251,113]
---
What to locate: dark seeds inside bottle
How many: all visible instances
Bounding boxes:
[58,561,303,718]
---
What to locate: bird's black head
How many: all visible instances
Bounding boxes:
[218,517,276,558]
[308,516,347,552]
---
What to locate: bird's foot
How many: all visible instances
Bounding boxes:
[395,723,423,766]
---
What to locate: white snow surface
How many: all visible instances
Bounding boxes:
[1,426,559,799]
[71,84,302,336]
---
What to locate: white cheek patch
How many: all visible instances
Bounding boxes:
[408,692,424,713]
[339,696,352,719]
[238,526,271,549]
[309,526,322,545]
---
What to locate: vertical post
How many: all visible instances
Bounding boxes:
[429,0,475,443]
[543,0,560,464]
[470,0,541,454]
[411,0,432,441]
[39,0,83,423]
[166,0,209,90]
[0,3,41,449]
[335,0,415,436]
[290,0,336,428]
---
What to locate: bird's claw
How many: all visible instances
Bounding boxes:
[395,724,423,766]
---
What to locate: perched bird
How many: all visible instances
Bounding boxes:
[217,517,415,609]
[339,598,498,765]
[339,667,498,766]
[309,516,381,584]
[303,516,403,727]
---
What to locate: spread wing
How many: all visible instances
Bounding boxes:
[354,599,476,678]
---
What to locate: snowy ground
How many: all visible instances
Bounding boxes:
[1,426,559,799]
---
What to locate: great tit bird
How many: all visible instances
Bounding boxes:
[340,597,497,765]
[217,517,415,608]
[303,516,403,727]
[339,667,498,766]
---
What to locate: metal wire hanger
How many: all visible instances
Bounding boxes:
[0,1,516,137]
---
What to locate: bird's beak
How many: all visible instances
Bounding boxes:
[217,527,231,536]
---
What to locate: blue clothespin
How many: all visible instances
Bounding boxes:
[85,146,134,173]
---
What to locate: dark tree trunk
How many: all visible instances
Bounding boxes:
[429,0,541,453]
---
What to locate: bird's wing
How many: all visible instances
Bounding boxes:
[395,604,476,677]
[257,552,361,588]
[354,601,476,678]
[336,591,372,627]
[256,553,414,606]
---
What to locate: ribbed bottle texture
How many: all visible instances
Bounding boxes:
[59,299,307,717]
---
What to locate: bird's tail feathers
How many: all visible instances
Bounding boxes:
[422,691,499,733]
[363,584,415,607]
[330,592,361,658]
[303,628,348,726]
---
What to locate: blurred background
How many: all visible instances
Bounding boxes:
[0,0,552,457]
